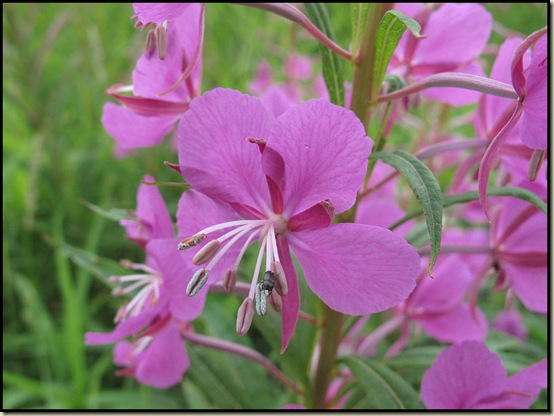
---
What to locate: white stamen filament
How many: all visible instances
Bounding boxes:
[206,222,264,272]
[123,282,158,318]
[249,233,268,300]
[194,219,266,237]
[234,229,262,270]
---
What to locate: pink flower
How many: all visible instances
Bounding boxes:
[86,179,204,388]
[390,3,492,106]
[421,341,547,409]
[488,180,547,314]
[176,88,420,351]
[102,4,204,156]
[86,239,206,388]
[477,30,547,217]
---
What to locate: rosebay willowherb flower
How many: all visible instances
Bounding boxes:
[421,341,547,409]
[175,88,420,351]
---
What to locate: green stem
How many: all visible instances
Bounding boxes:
[362,100,394,190]
[310,302,344,409]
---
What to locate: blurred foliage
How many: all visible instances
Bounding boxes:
[3,2,547,410]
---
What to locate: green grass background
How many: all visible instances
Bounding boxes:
[3,3,548,410]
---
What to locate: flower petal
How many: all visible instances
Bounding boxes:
[276,236,300,353]
[133,3,191,24]
[85,305,161,345]
[135,321,189,388]
[178,88,274,212]
[520,34,547,150]
[264,100,372,216]
[101,102,176,155]
[421,341,507,409]
[412,4,491,68]
[133,5,203,100]
[146,239,207,321]
[417,304,488,343]
[288,223,419,315]
[120,175,174,247]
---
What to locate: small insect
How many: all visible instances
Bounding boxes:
[260,271,276,295]
[255,271,277,316]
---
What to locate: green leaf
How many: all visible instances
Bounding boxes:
[390,186,548,230]
[305,3,345,106]
[341,356,424,409]
[80,198,133,222]
[370,150,443,275]
[350,3,370,60]
[372,10,423,102]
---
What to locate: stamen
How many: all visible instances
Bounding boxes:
[154,23,167,60]
[186,269,209,297]
[255,283,267,316]
[268,291,282,312]
[192,240,222,265]
[248,232,268,300]
[178,233,207,250]
[271,261,288,296]
[223,268,237,292]
[236,298,254,336]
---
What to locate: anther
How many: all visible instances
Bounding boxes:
[192,240,221,265]
[178,233,206,250]
[268,291,282,312]
[255,283,267,316]
[154,24,167,60]
[186,269,209,297]
[145,29,156,54]
[223,268,237,293]
[236,298,254,336]
[271,261,288,296]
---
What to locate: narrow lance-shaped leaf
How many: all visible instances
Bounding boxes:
[390,186,548,230]
[350,3,370,61]
[370,150,442,276]
[341,356,424,409]
[305,3,345,106]
[372,10,423,103]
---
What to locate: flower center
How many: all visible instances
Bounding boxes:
[109,261,162,323]
[178,213,288,314]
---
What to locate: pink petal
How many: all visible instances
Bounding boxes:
[135,322,189,388]
[176,190,245,286]
[288,223,419,315]
[412,4,491,68]
[264,100,372,216]
[120,175,174,246]
[410,256,472,314]
[133,5,203,99]
[258,85,297,117]
[475,359,547,409]
[178,89,274,212]
[113,341,136,366]
[101,103,177,154]
[501,263,547,314]
[417,304,488,343]
[277,236,300,353]
[355,196,414,236]
[133,3,191,24]
[520,34,547,150]
[421,341,507,409]
[146,239,207,321]
[85,305,161,345]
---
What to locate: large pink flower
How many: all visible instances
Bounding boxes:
[421,341,547,409]
[176,88,420,351]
